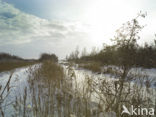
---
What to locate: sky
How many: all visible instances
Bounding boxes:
[0,0,156,59]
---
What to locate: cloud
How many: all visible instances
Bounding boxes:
[0,1,92,58]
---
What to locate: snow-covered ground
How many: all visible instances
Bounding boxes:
[0,62,156,117]
[0,65,37,117]
[63,62,156,115]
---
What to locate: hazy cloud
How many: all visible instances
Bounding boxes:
[0,1,92,58]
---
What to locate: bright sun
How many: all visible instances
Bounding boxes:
[82,0,140,46]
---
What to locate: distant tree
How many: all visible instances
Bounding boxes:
[81,47,87,57]
[39,53,58,62]
[67,46,80,61]
[67,13,156,68]
[0,53,23,61]
[74,46,80,59]
[90,47,98,56]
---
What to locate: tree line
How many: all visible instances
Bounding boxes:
[67,13,156,68]
[0,53,58,62]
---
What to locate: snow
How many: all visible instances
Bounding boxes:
[0,62,156,117]
[0,65,37,117]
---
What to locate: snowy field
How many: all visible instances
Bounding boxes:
[0,63,156,117]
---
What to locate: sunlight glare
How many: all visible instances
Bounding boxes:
[83,0,140,45]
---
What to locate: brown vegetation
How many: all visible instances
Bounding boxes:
[65,13,156,117]
[67,14,156,69]
[79,61,102,73]
[0,61,37,72]
[0,53,38,72]
[39,53,58,62]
